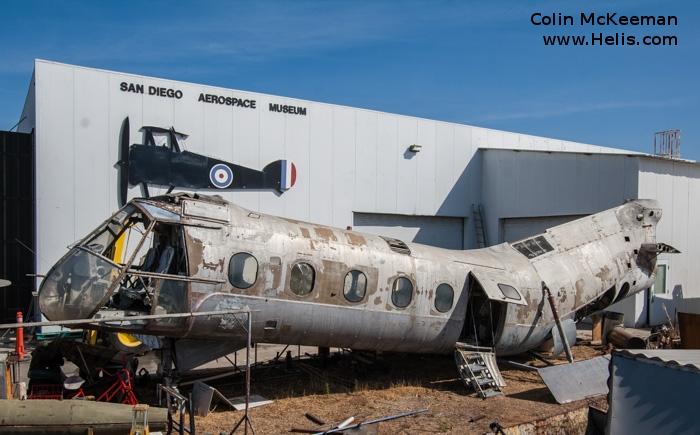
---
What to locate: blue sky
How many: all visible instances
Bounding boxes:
[1,1,698,159]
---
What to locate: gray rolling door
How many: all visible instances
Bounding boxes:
[353,213,465,250]
[502,215,586,243]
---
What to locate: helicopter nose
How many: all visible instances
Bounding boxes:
[39,248,120,321]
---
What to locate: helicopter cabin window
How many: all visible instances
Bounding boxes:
[228,253,258,289]
[290,262,315,296]
[391,277,413,308]
[435,283,454,312]
[343,270,367,302]
[497,283,521,301]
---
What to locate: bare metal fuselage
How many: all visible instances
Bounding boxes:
[39,194,667,358]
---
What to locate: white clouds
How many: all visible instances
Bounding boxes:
[469,98,688,122]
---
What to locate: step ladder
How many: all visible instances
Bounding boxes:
[454,343,505,398]
[472,204,487,248]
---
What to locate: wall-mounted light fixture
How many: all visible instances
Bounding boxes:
[407,144,422,153]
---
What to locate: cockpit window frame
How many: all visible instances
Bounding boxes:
[135,202,182,223]
[69,204,138,250]
[92,219,158,315]
[38,199,231,323]
[75,245,121,268]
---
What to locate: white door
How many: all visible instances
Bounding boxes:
[648,263,669,326]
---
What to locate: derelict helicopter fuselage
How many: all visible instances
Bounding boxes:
[38,193,674,369]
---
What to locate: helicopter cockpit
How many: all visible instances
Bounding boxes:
[38,201,189,324]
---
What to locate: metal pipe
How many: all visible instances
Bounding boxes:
[591,313,603,345]
[90,219,157,314]
[229,311,255,435]
[607,326,648,349]
[125,269,225,284]
[542,283,574,363]
[15,311,24,359]
[188,392,195,435]
[498,360,538,372]
[317,409,429,434]
[178,369,238,387]
[0,309,254,330]
[245,312,252,435]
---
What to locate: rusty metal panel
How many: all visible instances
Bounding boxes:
[678,312,700,349]
[182,200,229,222]
[548,217,603,251]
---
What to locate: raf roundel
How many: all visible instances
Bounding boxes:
[209,163,234,189]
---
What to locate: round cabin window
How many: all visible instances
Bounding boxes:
[228,253,258,289]
[391,277,413,308]
[435,283,454,312]
[290,262,315,296]
[343,270,367,302]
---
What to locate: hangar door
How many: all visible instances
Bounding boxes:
[353,213,465,250]
[501,214,586,243]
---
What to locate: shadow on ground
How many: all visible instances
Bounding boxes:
[177,351,467,402]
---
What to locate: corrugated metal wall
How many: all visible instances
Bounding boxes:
[638,157,700,323]
[27,60,650,291]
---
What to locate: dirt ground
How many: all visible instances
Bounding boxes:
[188,342,608,435]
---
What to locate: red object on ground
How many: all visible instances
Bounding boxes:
[28,383,63,400]
[15,311,24,359]
[96,368,138,405]
[65,388,86,399]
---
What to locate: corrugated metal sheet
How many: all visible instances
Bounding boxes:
[609,350,700,435]
[638,157,700,326]
[615,349,700,372]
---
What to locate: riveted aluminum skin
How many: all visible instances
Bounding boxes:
[38,194,669,357]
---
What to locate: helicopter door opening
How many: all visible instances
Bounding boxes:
[460,269,527,347]
[461,274,507,347]
[110,222,189,324]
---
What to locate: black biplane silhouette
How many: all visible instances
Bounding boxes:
[115,117,296,206]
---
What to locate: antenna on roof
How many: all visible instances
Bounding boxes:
[653,129,681,159]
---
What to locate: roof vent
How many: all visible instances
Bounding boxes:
[380,236,411,255]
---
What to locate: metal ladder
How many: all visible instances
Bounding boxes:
[472,204,487,248]
[454,343,504,398]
